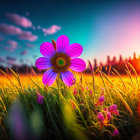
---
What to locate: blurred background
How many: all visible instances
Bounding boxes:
[0,0,140,73]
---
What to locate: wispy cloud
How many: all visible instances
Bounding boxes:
[4,40,18,52]
[0,24,38,41]
[42,25,61,36]
[0,24,22,35]
[19,31,38,41]
[7,40,18,49]
[5,13,32,28]
[21,50,28,55]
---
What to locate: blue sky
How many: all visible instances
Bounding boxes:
[0,0,140,67]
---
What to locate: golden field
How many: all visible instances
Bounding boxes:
[0,69,140,140]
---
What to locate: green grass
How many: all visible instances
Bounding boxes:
[0,64,140,140]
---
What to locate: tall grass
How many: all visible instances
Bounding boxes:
[0,62,139,140]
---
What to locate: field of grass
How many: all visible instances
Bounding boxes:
[0,65,140,140]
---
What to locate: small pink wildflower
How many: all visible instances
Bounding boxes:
[97,112,104,122]
[112,128,119,136]
[89,90,92,95]
[109,104,117,111]
[86,87,88,90]
[106,111,111,120]
[96,88,105,106]
[96,95,105,106]
[99,96,105,102]
[109,104,119,115]
[37,93,44,104]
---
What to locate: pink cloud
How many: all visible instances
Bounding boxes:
[19,31,38,41]
[21,50,28,55]
[4,40,18,52]
[6,13,32,28]
[42,25,61,36]
[0,24,38,42]
[7,40,18,49]
[0,24,22,35]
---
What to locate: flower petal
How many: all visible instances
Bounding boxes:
[70,58,86,72]
[40,42,55,58]
[61,71,75,87]
[65,43,83,58]
[35,57,52,70]
[56,35,69,53]
[42,69,57,86]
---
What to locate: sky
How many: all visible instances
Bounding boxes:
[0,0,140,67]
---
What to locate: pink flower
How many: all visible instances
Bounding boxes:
[96,95,105,106]
[86,87,88,90]
[37,93,44,104]
[104,108,108,112]
[109,104,119,115]
[107,111,111,120]
[112,129,119,136]
[99,96,105,102]
[89,90,92,95]
[97,112,104,122]
[35,35,86,87]
[109,104,117,111]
